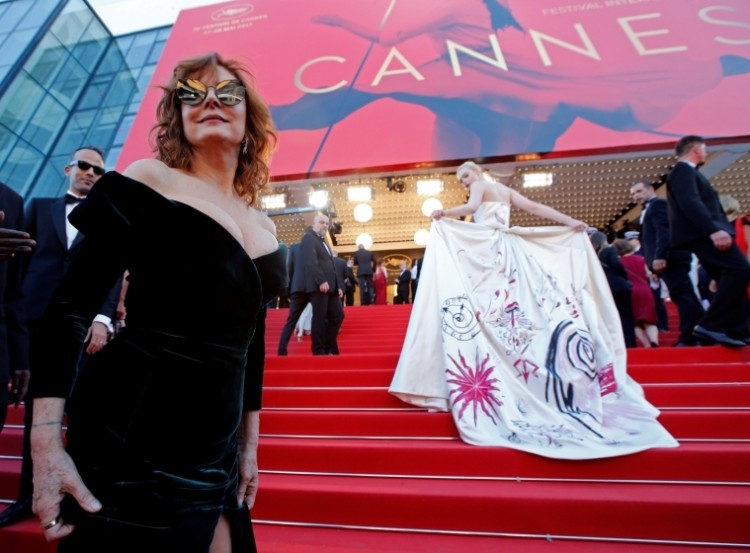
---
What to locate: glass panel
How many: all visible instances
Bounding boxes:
[48,54,89,109]
[0,124,18,168]
[97,42,126,75]
[105,146,121,168]
[86,106,123,148]
[77,75,111,110]
[53,109,96,155]
[147,39,165,65]
[157,27,172,41]
[0,72,46,133]
[25,33,66,87]
[111,114,134,146]
[115,35,134,54]
[29,157,69,198]
[16,0,60,31]
[0,139,44,197]
[71,20,109,65]
[2,28,36,61]
[103,70,137,108]
[20,94,67,152]
[1,2,30,31]
[124,32,154,68]
[50,0,93,48]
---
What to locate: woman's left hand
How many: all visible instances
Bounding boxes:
[431,209,445,220]
[236,446,259,509]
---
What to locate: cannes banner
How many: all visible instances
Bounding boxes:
[117,0,750,178]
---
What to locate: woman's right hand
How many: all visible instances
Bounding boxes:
[567,218,588,232]
[32,439,101,541]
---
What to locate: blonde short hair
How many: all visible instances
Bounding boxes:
[456,161,482,177]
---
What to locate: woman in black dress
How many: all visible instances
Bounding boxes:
[29,53,285,552]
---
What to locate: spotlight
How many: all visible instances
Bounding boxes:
[387,177,406,193]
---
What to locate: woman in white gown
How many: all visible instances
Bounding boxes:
[389,161,678,459]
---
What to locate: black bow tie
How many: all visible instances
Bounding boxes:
[65,193,85,204]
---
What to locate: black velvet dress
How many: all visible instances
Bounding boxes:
[30,173,287,552]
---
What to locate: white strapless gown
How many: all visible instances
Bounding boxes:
[390,202,677,459]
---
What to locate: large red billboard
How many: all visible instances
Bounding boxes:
[117,0,750,178]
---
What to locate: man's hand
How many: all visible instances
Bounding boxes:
[651,259,667,273]
[710,230,733,251]
[84,322,109,355]
[0,212,35,260]
[319,282,330,294]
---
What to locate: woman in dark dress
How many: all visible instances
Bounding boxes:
[590,232,637,348]
[612,239,659,347]
[29,53,285,552]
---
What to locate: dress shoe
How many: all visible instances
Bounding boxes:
[693,326,746,348]
[0,497,33,527]
[673,339,699,347]
[277,350,287,356]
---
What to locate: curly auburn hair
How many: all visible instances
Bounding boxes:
[151,52,277,206]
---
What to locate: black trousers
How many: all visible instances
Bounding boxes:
[277,292,310,354]
[612,289,637,348]
[659,252,705,343]
[309,291,344,354]
[358,275,373,305]
[684,237,750,336]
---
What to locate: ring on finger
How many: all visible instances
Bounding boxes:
[42,515,62,530]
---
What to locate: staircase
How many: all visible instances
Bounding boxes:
[1,304,749,551]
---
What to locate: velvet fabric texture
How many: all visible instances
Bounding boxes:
[31,173,287,552]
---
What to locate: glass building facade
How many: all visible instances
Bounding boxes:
[0,0,168,200]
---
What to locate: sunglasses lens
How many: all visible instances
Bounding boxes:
[73,161,105,175]
[216,81,245,106]
[175,80,206,105]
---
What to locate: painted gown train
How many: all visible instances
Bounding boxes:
[389,201,678,459]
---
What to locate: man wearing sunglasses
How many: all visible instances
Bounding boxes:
[0,146,121,528]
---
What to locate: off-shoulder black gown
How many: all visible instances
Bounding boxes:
[30,173,287,552]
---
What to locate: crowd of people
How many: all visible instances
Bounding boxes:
[0,42,747,549]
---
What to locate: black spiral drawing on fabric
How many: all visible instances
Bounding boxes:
[441,296,481,341]
[544,320,603,438]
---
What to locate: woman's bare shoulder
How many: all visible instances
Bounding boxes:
[122,159,173,191]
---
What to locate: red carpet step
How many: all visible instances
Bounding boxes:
[1,304,749,551]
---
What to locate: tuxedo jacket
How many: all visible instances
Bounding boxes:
[666,162,733,247]
[22,197,118,324]
[640,197,691,269]
[353,249,376,277]
[291,230,339,294]
[396,269,411,295]
[0,183,29,383]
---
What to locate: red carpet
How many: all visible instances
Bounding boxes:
[1,304,749,551]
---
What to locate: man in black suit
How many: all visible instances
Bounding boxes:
[343,257,358,307]
[278,214,344,355]
[0,146,120,527]
[0,185,33,436]
[353,243,376,305]
[410,256,423,302]
[666,135,750,347]
[394,261,411,304]
[631,180,705,346]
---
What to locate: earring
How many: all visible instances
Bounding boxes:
[241,138,248,156]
